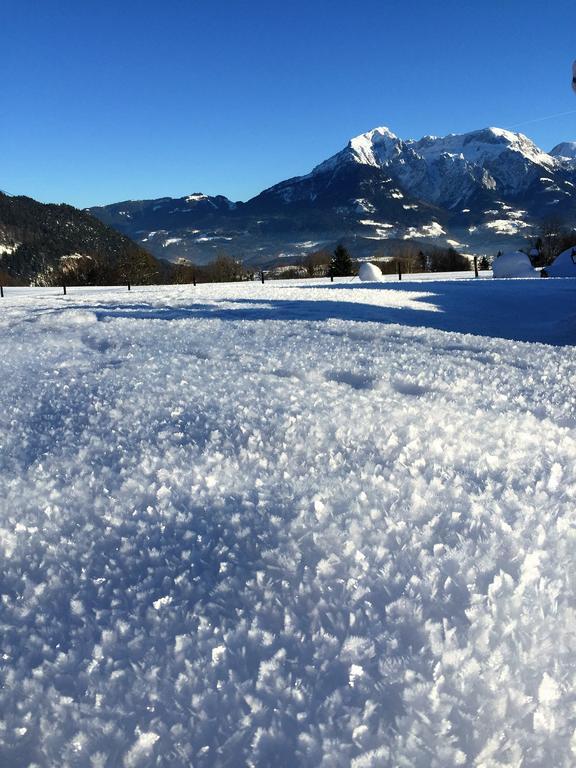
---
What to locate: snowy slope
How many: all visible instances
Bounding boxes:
[2,277,576,766]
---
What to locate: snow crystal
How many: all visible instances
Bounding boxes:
[123,731,160,767]
[538,673,561,705]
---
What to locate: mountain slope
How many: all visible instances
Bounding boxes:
[0,192,164,285]
[550,142,576,160]
[88,126,576,266]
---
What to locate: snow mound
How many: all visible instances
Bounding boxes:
[358,262,383,282]
[547,246,576,277]
[492,251,538,278]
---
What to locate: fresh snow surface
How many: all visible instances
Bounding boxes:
[2,276,576,766]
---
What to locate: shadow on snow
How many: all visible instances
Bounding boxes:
[37,278,576,346]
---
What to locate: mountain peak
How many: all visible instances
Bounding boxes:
[348,126,399,165]
[351,126,398,143]
[550,141,576,159]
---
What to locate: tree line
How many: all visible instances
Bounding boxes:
[296,243,472,278]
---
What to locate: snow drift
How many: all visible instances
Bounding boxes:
[547,245,576,278]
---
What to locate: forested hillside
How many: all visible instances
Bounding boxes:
[0,192,165,285]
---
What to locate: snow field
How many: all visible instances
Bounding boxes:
[1,280,576,766]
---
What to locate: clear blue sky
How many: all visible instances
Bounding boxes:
[3,0,575,208]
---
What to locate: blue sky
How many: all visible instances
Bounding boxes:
[3,0,576,208]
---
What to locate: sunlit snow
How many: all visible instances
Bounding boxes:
[2,275,576,766]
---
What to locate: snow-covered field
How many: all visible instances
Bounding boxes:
[2,275,576,767]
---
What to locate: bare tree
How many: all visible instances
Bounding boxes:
[531,218,576,267]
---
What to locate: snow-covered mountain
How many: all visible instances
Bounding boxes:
[89,127,576,265]
[289,126,556,205]
[550,141,576,160]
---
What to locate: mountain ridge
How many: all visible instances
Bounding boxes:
[88,125,576,266]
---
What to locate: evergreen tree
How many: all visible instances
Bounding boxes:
[330,244,353,277]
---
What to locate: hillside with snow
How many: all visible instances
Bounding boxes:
[2,275,576,766]
[89,126,576,266]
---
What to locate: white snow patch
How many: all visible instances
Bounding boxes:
[294,240,321,250]
[195,235,233,242]
[403,222,445,238]
[484,219,532,235]
[353,198,375,213]
[360,219,393,228]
